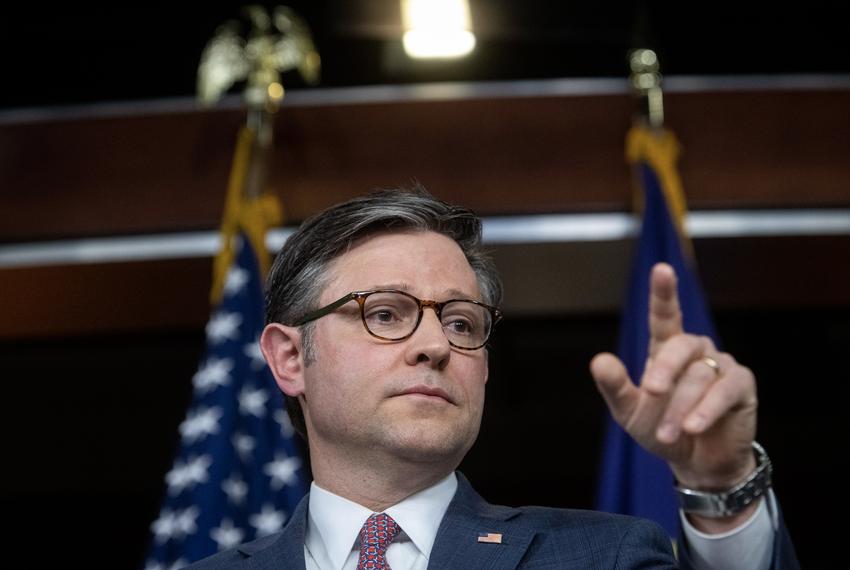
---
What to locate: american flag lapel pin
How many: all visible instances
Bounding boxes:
[477,532,503,544]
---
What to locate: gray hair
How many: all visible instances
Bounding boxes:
[265,186,502,439]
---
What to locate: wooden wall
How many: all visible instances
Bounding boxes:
[2,88,849,242]
[1,85,849,338]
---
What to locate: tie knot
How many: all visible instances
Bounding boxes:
[357,513,401,569]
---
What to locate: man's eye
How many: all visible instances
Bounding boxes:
[445,318,473,334]
[365,308,401,324]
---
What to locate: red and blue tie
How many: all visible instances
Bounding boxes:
[356,512,401,570]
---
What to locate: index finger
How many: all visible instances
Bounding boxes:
[649,262,683,355]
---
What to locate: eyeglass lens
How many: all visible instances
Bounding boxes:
[361,291,492,348]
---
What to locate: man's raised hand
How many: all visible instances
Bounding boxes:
[590,263,758,504]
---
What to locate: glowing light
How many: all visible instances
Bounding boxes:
[401,0,476,59]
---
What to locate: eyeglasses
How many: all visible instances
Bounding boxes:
[294,289,502,350]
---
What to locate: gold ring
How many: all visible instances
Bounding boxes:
[700,356,722,378]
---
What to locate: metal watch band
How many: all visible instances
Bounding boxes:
[675,441,773,518]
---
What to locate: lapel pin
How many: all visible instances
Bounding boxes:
[477,532,503,544]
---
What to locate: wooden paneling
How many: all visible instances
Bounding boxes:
[668,91,850,208]
[2,85,849,338]
[0,258,212,339]
[2,88,849,243]
[2,234,848,339]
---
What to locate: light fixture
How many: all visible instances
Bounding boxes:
[401,0,476,59]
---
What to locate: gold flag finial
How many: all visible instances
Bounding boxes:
[199,5,319,304]
[197,4,321,110]
[628,48,664,129]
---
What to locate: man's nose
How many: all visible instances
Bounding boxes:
[404,308,451,369]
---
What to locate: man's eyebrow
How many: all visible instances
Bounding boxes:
[367,282,412,292]
[367,284,478,300]
[444,288,477,299]
[369,281,420,295]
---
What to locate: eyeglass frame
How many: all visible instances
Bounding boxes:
[292,289,503,350]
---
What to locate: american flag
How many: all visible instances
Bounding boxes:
[477,532,503,544]
[144,235,307,569]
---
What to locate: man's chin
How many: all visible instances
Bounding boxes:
[385,426,477,465]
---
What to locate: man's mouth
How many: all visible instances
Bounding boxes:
[397,384,454,404]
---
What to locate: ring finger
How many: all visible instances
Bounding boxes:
[656,354,726,444]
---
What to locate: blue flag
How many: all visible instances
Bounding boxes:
[145,236,307,569]
[596,126,718,536]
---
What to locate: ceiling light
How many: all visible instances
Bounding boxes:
[401,0,476,59]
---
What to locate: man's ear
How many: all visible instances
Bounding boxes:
[260,323,306,397]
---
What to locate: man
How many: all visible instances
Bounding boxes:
[189,188,797,569]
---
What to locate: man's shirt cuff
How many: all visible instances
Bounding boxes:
[680,489,777,570]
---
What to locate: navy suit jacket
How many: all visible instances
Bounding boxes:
[186,473,797,569]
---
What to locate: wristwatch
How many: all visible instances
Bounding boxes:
[675,441,773,518]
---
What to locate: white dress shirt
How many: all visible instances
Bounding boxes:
[681,489,777,570]
[303,472,773,570]
[304,473,457,570]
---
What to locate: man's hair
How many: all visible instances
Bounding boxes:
[265,186,502,439]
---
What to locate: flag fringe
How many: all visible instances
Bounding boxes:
[626,126,694,258]
[210,126,283,304]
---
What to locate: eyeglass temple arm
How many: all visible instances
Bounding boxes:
[293,293,357,326]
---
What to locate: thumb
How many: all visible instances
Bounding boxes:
[590,352,639,427]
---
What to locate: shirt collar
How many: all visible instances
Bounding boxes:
[307,472,458,570]
[384,472,457,559]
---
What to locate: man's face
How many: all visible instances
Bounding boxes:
[301,230,489,469]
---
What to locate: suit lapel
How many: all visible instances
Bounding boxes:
[238,492,309,569]
[233,475,537,569]
[427,473,536,570]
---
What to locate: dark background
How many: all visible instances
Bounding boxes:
[4,305,848,567]
[2,1,849,110]
[1,1,849,568]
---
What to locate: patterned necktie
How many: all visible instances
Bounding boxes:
[356,512,401,570]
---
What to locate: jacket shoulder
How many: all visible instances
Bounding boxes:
[181,532,283,569]
[447,473,676,568]
[512,506,677,568]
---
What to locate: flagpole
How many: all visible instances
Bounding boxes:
[596,47,719,539]
[626,49,691,255]
[198,5,321,303]
[144,7,319,568]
